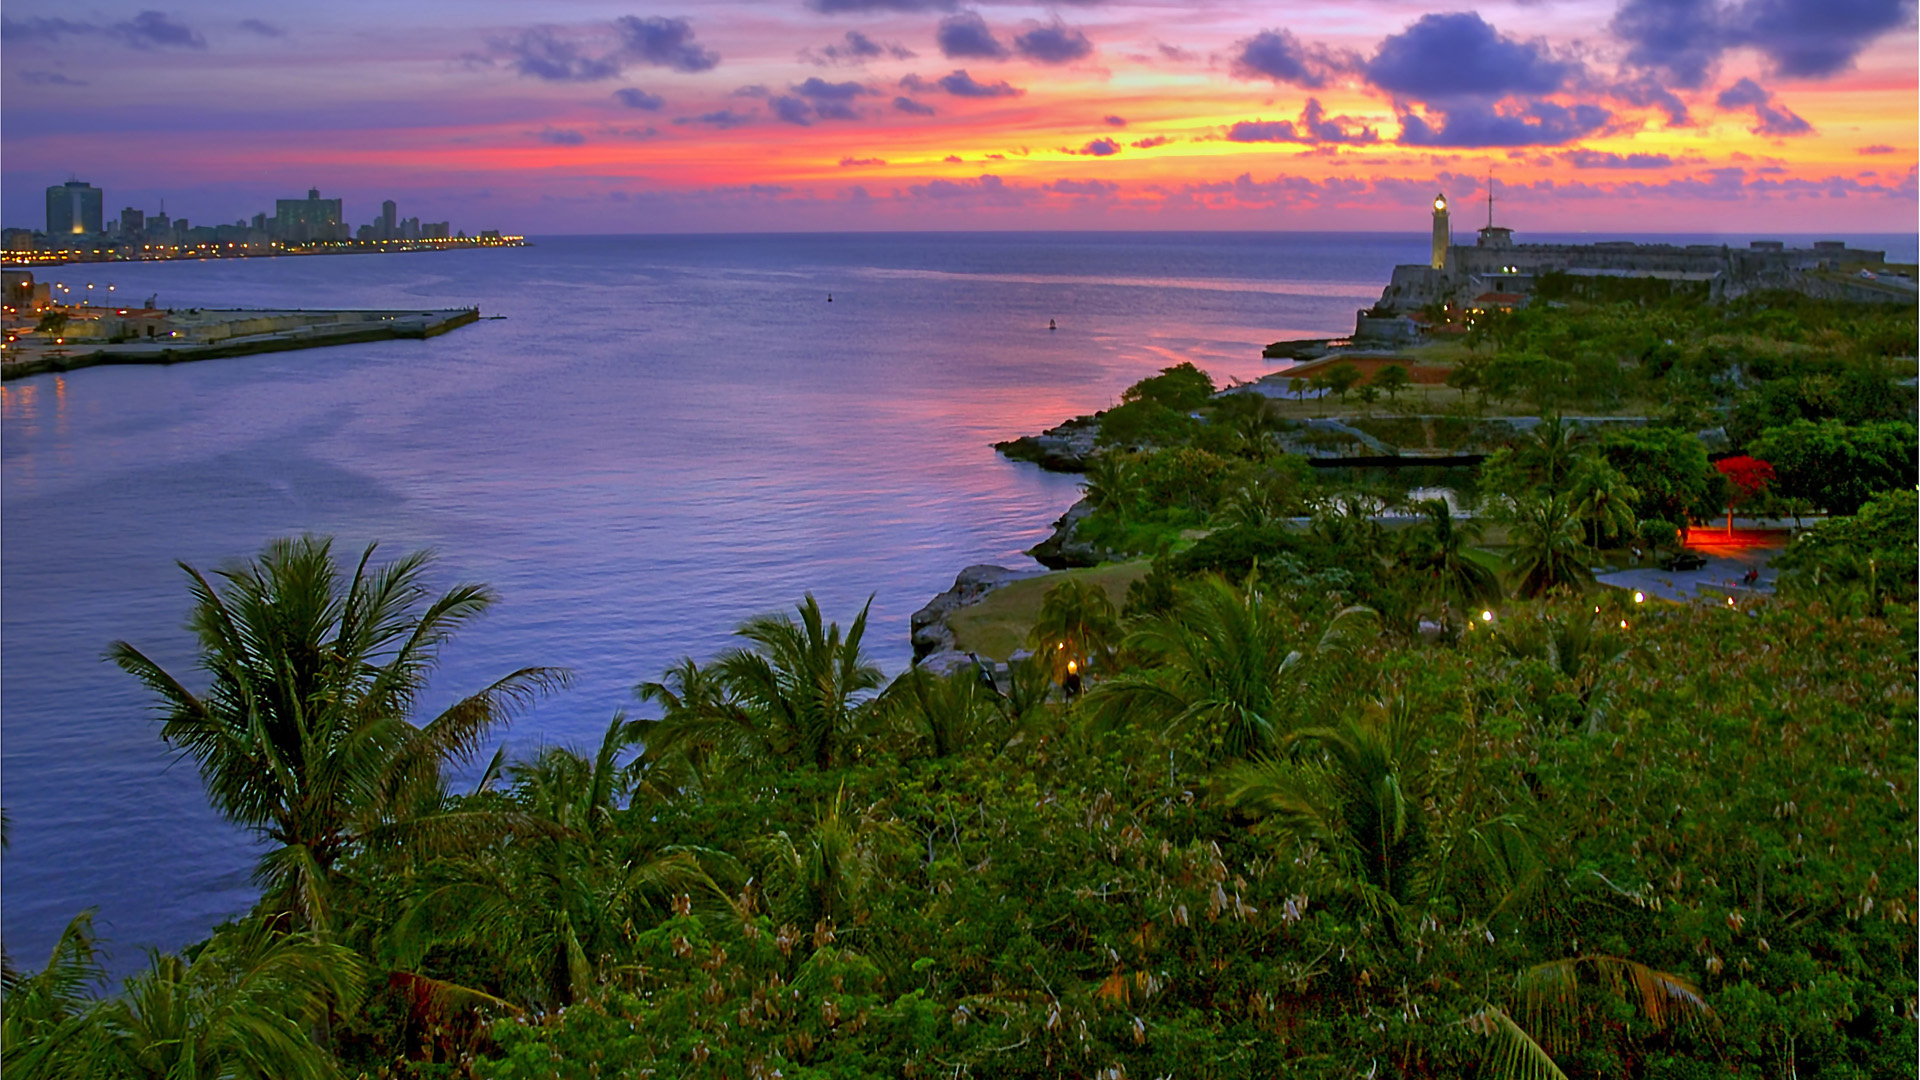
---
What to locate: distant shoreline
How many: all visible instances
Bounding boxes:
[2,236,527,271]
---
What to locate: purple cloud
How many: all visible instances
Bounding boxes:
[237,18,283,38]
[1230,29,1343,89]
[893,96,936,115]
[1065,137,1121,156]
[2,10,206,50]
[1715,77,1814,135]
[614,88,665,110]
[1365,14,1575,100]
[839,156,886,166]
[807,29,914,66]
[614,15,719,73]
[1050,179,1119,196]
[808,0,954,10]
[1397,101,1612,147]
[936,12,1008,60]
[1131,135,1171,148]
[1563,148,1676,168]
[1014,19,1093,64]
[491,28,624,82]
[935,69,1023,98]
[538,127,587,145]
[1613,0,1912,87]
[676,109,755,129]
[1228,99,1380,146]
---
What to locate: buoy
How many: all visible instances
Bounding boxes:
[827,292,833,302]
[1048,318,1056,330]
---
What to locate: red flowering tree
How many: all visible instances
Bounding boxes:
[1715,455,1776,531]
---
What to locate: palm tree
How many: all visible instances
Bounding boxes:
[1473,955,1715,1079]
[1080,452,1143,520]
[755,786,904,933]
[878,664,1012,761]
[1027,578,1121,683]
[1506,493,1594,598]
[1088,575,1376,761]
[1566,456,1640,549]
[1404,498,1503,634]
[93,922,364,1080]
[642,595,883,772]
[1516,414,1581,494]
[1221,699,1429,917]
[2,911,109,1079]
[390,717,705,1009]
[108,536,571,931]
[4,915,363,1080]
[1221,465,1306,529]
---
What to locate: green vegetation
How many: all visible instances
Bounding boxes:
[9,297,1917,1079]
[1455,283,1915,421]
[10,528,1909,1079]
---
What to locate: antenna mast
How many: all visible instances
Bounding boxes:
[1486,170,1494,229]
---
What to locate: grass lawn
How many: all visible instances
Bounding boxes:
[947,561,1152,660]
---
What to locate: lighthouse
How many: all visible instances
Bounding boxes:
[1431,192,1450,271]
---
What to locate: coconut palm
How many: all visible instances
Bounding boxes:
[1027,578,1121,683]
[1221,464,1306,529]
[1080,451,1143,519]
[1566,456,1640,549]
[1472,955,1715,1079]
[390,717,705,1009]
[1506,493,1594,598]
[1,912,109,1079]
[1089,575,1376,761]
[1404,497,1503,634]
[879,664,1013,761]
[108,536,571,932]
[1490,610,1634,734]
[642,595,883,772]
[755,786,905,932]
[92,922,364,1080]
[1221,698,1429,916]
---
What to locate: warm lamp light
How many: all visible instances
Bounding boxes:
[1480,610,1493,622]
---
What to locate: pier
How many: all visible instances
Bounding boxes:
[1,306,481,381]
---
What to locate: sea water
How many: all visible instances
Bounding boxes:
[2,230,1911,970]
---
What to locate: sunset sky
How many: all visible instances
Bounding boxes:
[4,0,1915,234]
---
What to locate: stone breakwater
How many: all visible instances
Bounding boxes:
[2,307,481,381]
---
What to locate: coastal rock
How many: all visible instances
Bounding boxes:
[994,415,1100,473]
[1026,498,1104,569]
[910,564,1041,662]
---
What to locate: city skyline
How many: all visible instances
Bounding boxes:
[2,1,1914,234]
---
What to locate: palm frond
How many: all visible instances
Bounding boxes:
[1473,1005,1571,1080]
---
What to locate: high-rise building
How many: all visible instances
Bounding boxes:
[274,187,346,243]
[381,200,397,241]
[120,206,146,237]
[46,179,105,236]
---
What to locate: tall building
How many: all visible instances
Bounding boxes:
[46,179,105,236]
[120,206,146,237]
[274,187,346,243]
[1430,193,1450,271]
[381,200,397,241]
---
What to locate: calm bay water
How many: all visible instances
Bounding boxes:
[0,232,1408,967]
[3,230,1911,970]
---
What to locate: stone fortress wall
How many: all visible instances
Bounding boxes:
[1362,200,1907,337]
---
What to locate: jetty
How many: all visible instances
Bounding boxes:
[1,306,480,381]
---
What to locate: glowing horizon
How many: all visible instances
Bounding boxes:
[3,1,1914,235]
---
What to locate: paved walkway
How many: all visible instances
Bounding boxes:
[1596,522,1795,604]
